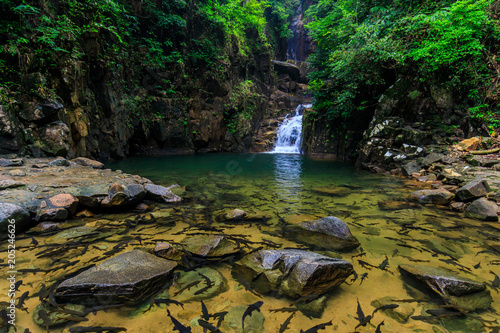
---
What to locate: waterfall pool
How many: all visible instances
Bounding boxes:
[2,153,499,332]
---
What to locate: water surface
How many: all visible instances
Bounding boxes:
[2,153,499,332]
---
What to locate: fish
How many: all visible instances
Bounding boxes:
[31,237,39,246]
[38,309,50,332]
[426,309,461,317]
[358,260,377,270]
[154,298,184,309]
[242,301,264,329]
[201,301,210,321]
[372,304,399,315]
[237,278,261,298]
[167,309,192,333]
[173,280,201,297]
[359,273,368,285]
[490,271,500,288]
[197,319,220,332]
[211,311,228,329]
[14,280,23,292]
[279,313,295,333]
[392,249,399,257]
[299,320,333,333]
[68,327,127,332]
[378,256,389,270]
[354,298,372,329]
[16,291,29,313]
[269,307,299,313]
[375,320,385,333]
[0,309,11,326]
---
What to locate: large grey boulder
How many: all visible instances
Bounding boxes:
[0,203,31,239]
[283,216,360,251]
[465,198,499,221]
[71,157,104,169]
[56,250,177,306]
[40,121,71,156]
[233,249,353,298]
[402,161,421,177]
[456,179,491,202]
[35,193,79,221]
[410,189,454,205]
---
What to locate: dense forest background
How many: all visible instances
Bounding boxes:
[0,0,499,160]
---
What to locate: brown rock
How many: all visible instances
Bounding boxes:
[410,189,454,205]
[71,157,104,169]
[456,137,481,152]
[48,194,79,215]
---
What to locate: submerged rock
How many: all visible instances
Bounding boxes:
[233,249,353,298]
[220,304,265,333]
[296,295,327,318]
[283,216,360,251]
[169,267,227,302]
[398,264,491,311]
[145,184,182,203]
[33,303,86,328]
[56,250,177,305]
[181,234,240,257]
[410,189,454,205]
[371,296,414,323]
[312,186,351,197]
[456,179,491,202]
[225,208,246,220]
[465,197,499,221]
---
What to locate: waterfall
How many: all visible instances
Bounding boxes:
[271,104,311,154]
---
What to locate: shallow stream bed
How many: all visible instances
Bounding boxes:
[1,153,499,332]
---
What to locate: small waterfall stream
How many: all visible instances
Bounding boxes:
[271,104,311,154]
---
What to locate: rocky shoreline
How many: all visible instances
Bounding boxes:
[0,156,181,239]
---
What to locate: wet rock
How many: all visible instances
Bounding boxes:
[402,161,421,177]
[371,296,414,323]
[154,242,180,260]
[225,208,246,220]
[101,183,146,207]
[48,158,70,167]
[233,249,353,298]
[181,234,240,257]
[170,267,227,302]
[421,153,444,167]
[71,157,104,169]
[410,189,454,205]
[296,295,327,318]
[418,174,437,182]
[56,249,177,306]
[465,198,499,221]
[0,180,24,190]
[220,304,265,333]
[48,226,97,242]
[30,222,60,233]
[0,203,31,238]
[0,189,44,214]
[145,184,182,203]
[456,179,491,202]
[284,216,360,251]
[33,303,86,328]
[450,202,466,212]
[398,264,486,298]
[36,193,79,221]
[456,137,481,152]
[0,158,23,167]
[75,209,94,218]
[65,184,109,208]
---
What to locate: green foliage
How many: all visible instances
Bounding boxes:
[306,0,500,136]
[225,80,260,133]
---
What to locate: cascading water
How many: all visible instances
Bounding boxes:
[271,104,311,154]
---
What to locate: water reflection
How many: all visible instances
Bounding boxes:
[272,154,304,204]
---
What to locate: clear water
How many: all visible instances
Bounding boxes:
[2,153,499,332]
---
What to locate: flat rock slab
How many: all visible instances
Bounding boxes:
[181,234,240,257]
[0,179,24,190]
[233,249,353,298]
[465,197,499,221]
[410,189,454,205]
[283,216,360,251]
[456,179,491,202]
[398,264,486,297]
[56,250,177,306]
[71,157,104,169]
[145,184,181,203]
